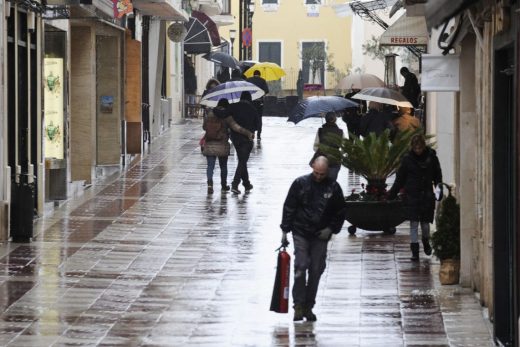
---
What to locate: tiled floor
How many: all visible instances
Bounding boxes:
[1,118,494,346]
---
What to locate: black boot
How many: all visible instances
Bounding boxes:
[422,237,432,255]
[410,243,419,261]
[207,180,213,194]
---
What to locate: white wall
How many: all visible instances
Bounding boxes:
[168,42,184,123]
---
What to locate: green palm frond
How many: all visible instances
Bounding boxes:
[320,129,424,181]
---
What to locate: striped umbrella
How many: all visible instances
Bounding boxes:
[199,81,265,107]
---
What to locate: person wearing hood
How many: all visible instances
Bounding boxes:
[228,91,258,194]
[388,134,443,261]
[202,98,254,194]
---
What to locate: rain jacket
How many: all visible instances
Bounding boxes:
[202,107,252,157]
[281,174,346,240]
[388,147,442,223]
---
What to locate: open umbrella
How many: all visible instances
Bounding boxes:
[203,52,241,70]
[352,87,413,108]
[336,73,385,90]
[244,62,286,81]
[288,96,359,124]
[199,81,265,107]
[239,60,259,72]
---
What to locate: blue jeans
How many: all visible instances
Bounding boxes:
[292,234,328,308]
[410,221,430,243]
[206,156,228,185]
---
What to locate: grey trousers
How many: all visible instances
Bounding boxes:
[410,220,430,243]
[292,233,328,308]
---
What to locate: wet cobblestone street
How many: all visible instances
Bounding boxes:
[0,118,493,346]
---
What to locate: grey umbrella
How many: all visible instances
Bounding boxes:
[203,52,241,70]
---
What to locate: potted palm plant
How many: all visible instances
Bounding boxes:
[431,184,460,284]
[322,128,420,234]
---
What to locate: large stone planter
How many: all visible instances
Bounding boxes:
[345,200,406,234]
[439,259,460,285]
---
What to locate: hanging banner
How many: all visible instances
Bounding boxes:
[113,0,133,18]
[43,58,64,160]
[421,54,460,91]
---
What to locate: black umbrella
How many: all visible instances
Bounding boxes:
[288,96,359,124]
[203,52,241,70]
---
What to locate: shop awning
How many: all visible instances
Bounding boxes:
[424,0,479,28]
[132,0,189,21]
[183,11,221,54]
[380,13,428,46]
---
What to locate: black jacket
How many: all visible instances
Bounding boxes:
[229,101,258,143]
[388,147,442,223]
[314,123,344,167]
[401,72,420,108]
[358,109,394,137]
[281,174,346,239]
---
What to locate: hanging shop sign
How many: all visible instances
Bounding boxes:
[44,58,65,160]
[421,54,460,91]
[113,0,133,18]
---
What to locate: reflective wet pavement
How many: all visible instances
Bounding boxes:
[2,118,493,346]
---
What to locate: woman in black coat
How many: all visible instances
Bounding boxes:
[388,134,443,261]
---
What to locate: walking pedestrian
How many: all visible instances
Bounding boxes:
[310,112,344,181]
[388,134,443,261]
[358,101,395,137]
[280,156,346,321]
[202,78,219,98]
[400,67,421,109]
[202,98,254,194]
[229,91,258,194]
[246,70,269,142]
[392,106,422,133]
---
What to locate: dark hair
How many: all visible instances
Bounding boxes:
[217,98,230,107]
[325,112,336,123]
[205,78,220,90]
[253,70,260,76]
[400,67,409,74]
[240,91,252,102]
[411,134,426,148]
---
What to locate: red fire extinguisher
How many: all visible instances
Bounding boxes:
[270,245,291,313]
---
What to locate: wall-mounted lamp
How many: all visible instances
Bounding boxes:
[249,0,255,15]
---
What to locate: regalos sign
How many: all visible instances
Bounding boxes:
[380,14,429,47]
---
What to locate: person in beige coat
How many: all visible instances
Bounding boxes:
[203,98,253,194]
[392,107,422,132]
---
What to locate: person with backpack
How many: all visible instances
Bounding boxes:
[203,98,254,194]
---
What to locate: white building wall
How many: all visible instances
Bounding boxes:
[169,42,184,123]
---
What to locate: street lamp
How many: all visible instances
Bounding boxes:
[229,29,236,57]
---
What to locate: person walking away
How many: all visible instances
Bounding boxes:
[202,78,219,97]
[246,70,269,142]
[229,91,258,194]
[310,112,344,181]
[341,107,362,137]
[280,156,346,321]
[231,69,245,81]
[400,67,421,109]
[358,101,395,137]
[203,98,253,194]
[388,134,443,261]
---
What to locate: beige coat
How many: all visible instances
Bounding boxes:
[202,111,252,157]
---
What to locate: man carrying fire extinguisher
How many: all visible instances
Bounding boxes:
[280,156,347,321]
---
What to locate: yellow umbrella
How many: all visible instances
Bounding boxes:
[244,62,286,81]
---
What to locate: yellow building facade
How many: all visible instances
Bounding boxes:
[221,0,352,95]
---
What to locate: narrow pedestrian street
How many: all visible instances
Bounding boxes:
[0,118,492,347]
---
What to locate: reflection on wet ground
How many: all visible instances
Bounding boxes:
[0,118,493,346]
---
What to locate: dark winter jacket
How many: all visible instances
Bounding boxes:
[388,147,443,223]
[246,76,269,95]
[359,109,394,137]
[229,100,259,144]
[280,174,346,240]
[312,123,344,167]
[401,72,420,108]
